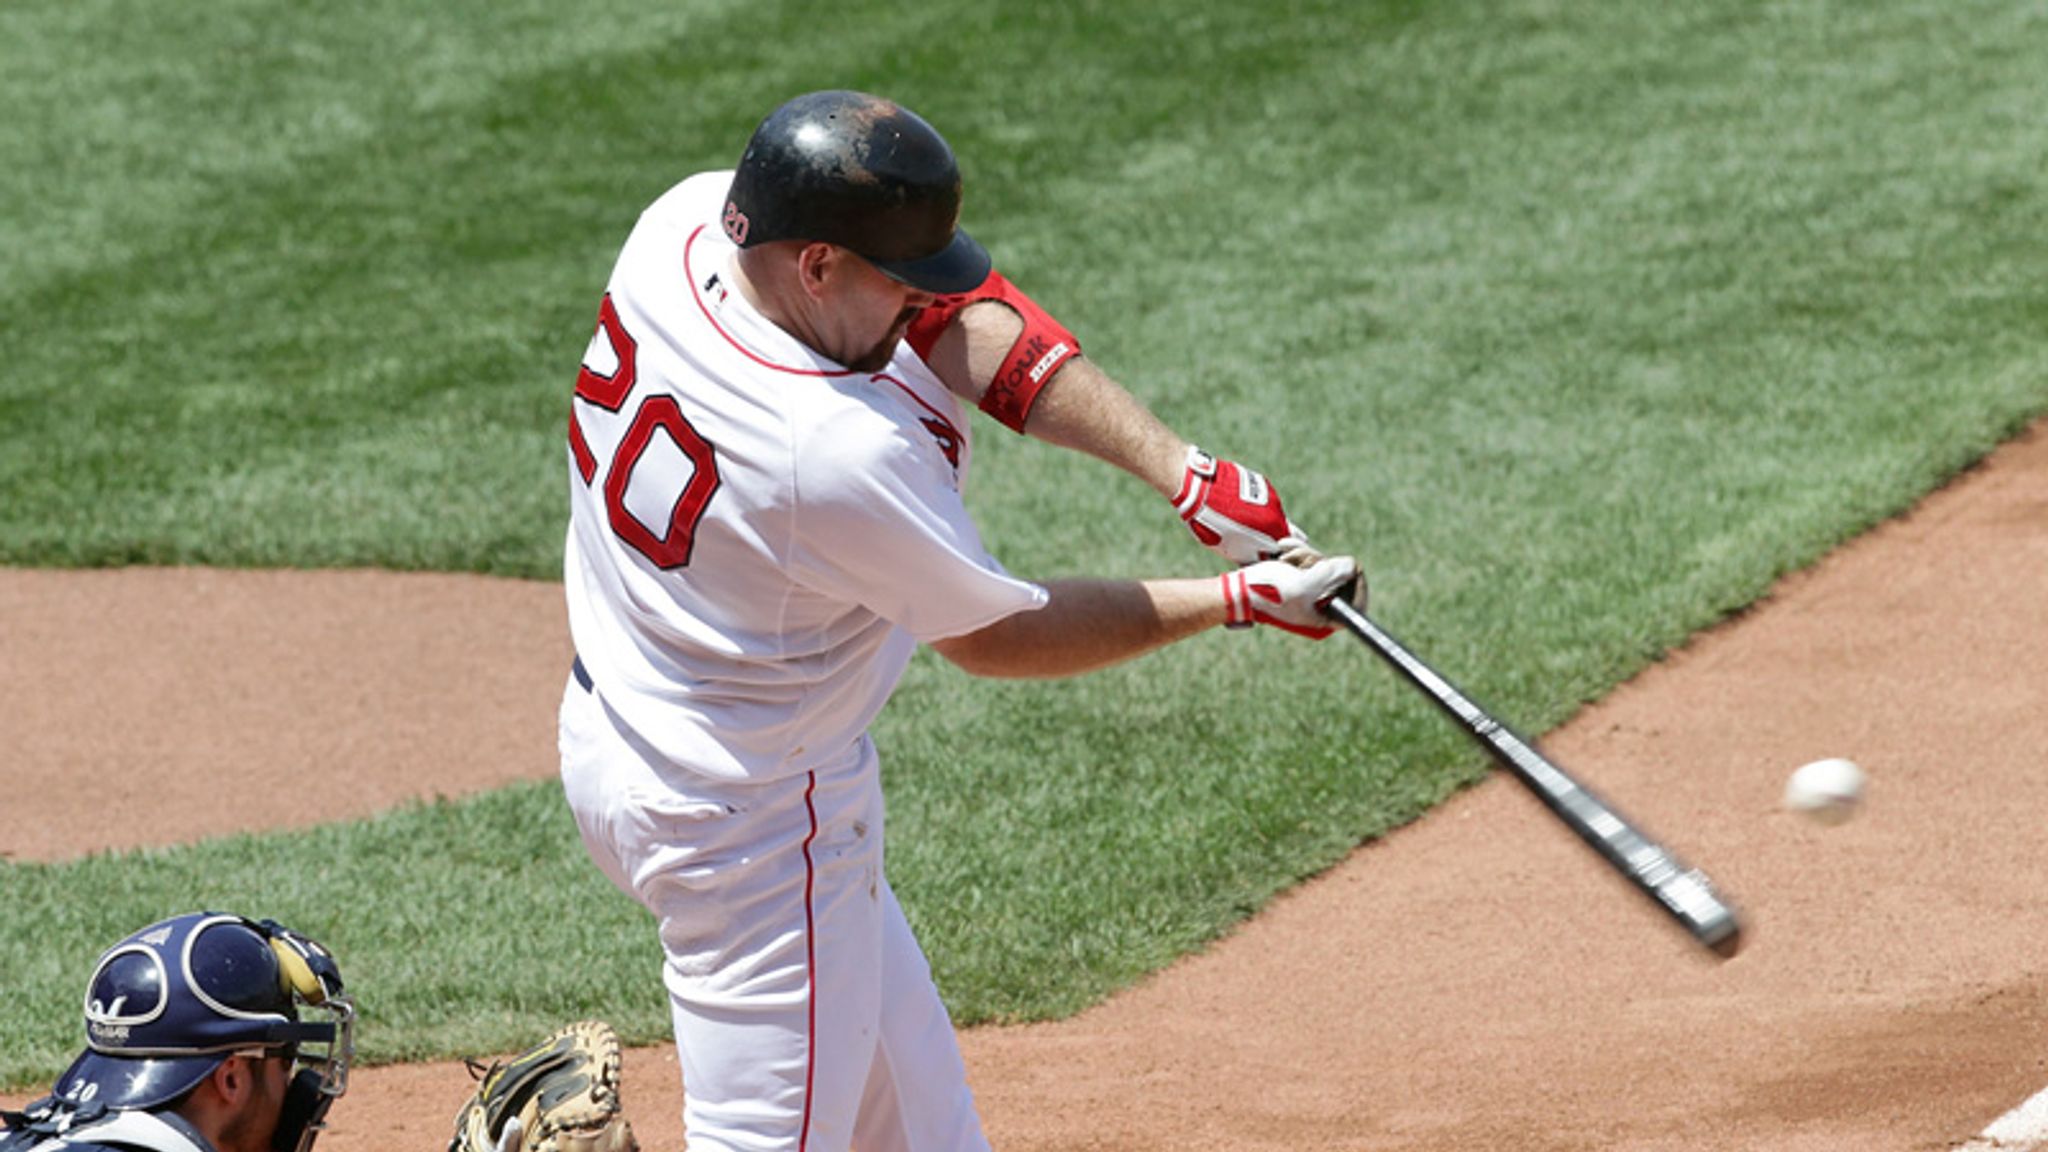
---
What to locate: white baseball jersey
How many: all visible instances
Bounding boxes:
[562,171,1047,782]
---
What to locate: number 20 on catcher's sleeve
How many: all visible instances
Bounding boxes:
[568,294,722,570]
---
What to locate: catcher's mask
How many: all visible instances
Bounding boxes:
[46,912,355,1152]
[722,89,991,295]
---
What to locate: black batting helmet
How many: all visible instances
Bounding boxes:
[722,90,991,295]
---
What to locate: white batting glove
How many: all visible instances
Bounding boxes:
[1173,446,1305,564]
[495,1116,524,1152]
[1220,552,1362,639]
[1276,536,1369,612]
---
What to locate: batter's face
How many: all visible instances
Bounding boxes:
[801,244,936,373]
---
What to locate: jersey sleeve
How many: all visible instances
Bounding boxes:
[787,420,1046,642]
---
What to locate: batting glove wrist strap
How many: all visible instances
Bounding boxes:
[1220,570,1256,629]
[1221,556,1360,640]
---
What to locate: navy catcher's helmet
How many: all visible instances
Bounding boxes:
[49,912,353,1123]
[722,90,992,295]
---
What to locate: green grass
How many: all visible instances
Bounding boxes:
[5,0,2048,1086]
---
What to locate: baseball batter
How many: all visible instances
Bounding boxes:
[557,90,1362,1152]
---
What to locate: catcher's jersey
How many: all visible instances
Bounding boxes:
[563,172,1046,782]
[0,1106,211,1152]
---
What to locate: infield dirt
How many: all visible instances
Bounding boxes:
[6,424,2048,1150]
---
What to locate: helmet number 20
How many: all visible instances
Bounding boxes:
[569,295,722,570]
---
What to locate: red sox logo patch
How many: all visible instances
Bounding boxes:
[920,417,962,470]
[878,374,963,476]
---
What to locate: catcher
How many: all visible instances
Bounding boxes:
[1,911,635,1152]
[0,912,355,1152]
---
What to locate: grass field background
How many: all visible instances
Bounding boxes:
[4,0,2046,1086]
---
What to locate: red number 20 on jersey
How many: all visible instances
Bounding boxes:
[569,294,721,569]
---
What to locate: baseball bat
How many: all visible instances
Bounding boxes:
[1323,596,1743,959]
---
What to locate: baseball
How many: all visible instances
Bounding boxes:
[1784,758,1866,825]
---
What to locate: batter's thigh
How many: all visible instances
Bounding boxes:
[561,688,889,1152]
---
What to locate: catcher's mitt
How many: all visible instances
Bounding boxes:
[450,1020,639,1152]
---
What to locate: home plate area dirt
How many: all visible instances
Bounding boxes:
[6,424,2048,1150]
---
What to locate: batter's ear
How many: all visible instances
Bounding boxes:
[794,241,840,297]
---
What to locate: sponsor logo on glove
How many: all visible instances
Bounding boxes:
[1174,447,1302,564]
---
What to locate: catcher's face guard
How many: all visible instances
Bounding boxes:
[254,919,355,1152]
[274,1047,347,1152]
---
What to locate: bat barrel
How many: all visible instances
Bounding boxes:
[1323,598,1742,958]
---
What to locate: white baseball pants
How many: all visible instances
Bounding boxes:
[559,677,991,1152]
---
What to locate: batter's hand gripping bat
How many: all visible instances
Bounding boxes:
[1323,597,1743,959]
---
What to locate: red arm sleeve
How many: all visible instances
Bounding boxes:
[906,271,1082,434]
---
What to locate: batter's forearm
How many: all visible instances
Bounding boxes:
[930,578,1225,679]
[1019,357,1188,500]
[925,301,1187,498]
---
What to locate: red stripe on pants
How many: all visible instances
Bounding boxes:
[798,771,820,1152]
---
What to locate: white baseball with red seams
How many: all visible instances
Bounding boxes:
[559,171,1043,1152]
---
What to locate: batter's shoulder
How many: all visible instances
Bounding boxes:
[789,380,961,510]
[642,170,738,232]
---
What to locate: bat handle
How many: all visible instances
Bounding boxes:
[1325,595,1370,633]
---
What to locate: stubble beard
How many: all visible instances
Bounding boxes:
[848,307,919,373]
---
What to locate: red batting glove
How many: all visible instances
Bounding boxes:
[1220,554,1360,640]
[1173,446,1303,564]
